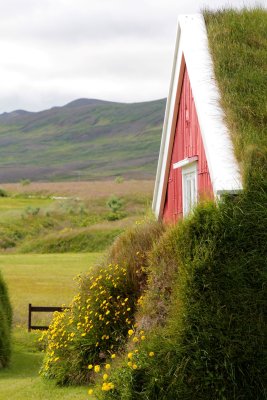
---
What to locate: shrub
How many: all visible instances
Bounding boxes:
[107,220,165,295]
[106,196,124,214]
[20,179,31,186]
[40,220,164,385]
[106,211,127,221]
[114,176,124,184]
[40,262,138,385]
[58,198,87,216]
[0,271,12,369]
[23,206,40,217]
[0,188,8,197]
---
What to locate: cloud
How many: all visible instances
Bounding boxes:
[0,0,264,112]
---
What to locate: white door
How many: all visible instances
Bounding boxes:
[182,163,197,216]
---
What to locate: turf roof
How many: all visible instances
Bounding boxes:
[204,8,267,184]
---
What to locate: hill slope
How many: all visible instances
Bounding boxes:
[0,98,165,182]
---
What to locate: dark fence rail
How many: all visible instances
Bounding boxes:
[28,303,69,332]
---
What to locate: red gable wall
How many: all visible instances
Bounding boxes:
[163,66,213,223]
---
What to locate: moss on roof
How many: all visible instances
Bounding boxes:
[204,8,267,185]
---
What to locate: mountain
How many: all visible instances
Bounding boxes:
[0,98,166,182]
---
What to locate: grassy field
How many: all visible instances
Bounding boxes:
[0,180,153,253]
[0,252,99,399]
[0,253,101,325]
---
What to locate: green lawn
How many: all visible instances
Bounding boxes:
[0,253,99,399]
[0,196,53,221]
[0,328,92,400]
[0,253,102,325]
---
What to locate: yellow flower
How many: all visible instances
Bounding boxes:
[111,354,116,359]
[94,365,101,373]
[141,335,146,340]
[102,382,115,391]
[132,364,138,369]
[101,383,108,391]
[88,388,93,395]
[88,364,93,370]
[103,373,109,381]
[133,337,139,343]
[105,363,111,370]
[128,352,133,359]
[127,361,132,367]
[149,352,155,357]
[128,329,134,336]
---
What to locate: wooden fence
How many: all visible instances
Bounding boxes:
[28,303,69,332]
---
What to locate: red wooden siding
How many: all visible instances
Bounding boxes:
[163,65,213,223]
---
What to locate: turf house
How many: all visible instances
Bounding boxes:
[152,14,243,222]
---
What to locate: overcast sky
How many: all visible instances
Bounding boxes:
[0,0,265,113]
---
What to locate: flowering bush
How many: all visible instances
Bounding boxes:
[40,262,139,384]
[90,326,157,399]
[40,220,164,386]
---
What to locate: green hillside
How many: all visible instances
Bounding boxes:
[0,98,165,182]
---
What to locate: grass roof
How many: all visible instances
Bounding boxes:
[204,8,267,185]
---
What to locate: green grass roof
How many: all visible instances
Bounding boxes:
[204,8,267,185]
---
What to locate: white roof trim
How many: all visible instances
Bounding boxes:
[152,14,243,219]
[173,156,198,169]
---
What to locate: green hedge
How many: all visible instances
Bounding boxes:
[0,271,12,368]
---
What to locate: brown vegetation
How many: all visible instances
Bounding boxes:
[1,180,154,200]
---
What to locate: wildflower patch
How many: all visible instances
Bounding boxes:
[40,262,139,385]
